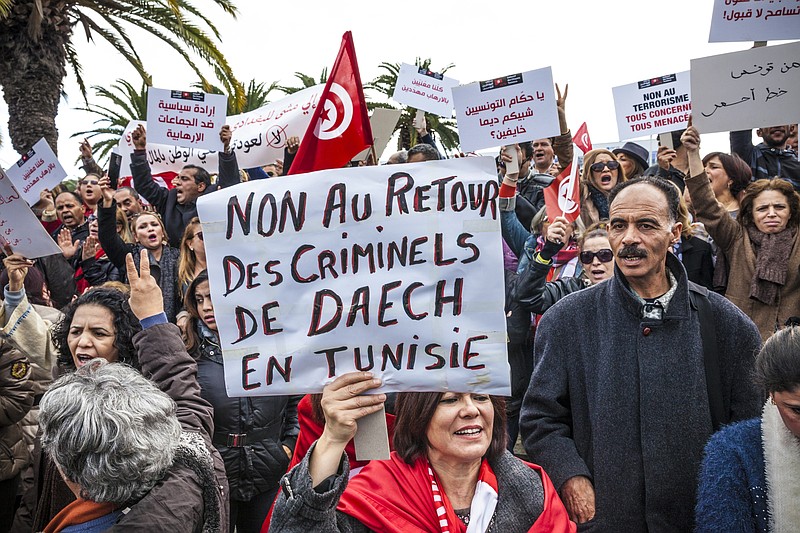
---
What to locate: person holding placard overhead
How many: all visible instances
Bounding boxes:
[730,125,800,190]
[269,373,576,532]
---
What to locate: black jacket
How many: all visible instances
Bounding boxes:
[191,325,300,502]
[512,256,589,316]
[679,236,714,291]
[730,130,800,190]
[78,256,120,287]
[130,150,241,247]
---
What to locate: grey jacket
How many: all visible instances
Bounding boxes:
[270,445,547,532]
[520,254,762,532]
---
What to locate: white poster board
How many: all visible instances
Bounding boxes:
[691,41,800,134]
[0,167,62,258]
[352,107,403,162]
[452,68,560,152]
[196,157,510,397]
[4,138,67,204]
[147,88,227,151]
[612,71,691,140]
[119,85,324,179]
[709,0,800,42]
[392,63,459,117]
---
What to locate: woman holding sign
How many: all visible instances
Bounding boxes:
[269,373,575,532]
[682,124,800,340]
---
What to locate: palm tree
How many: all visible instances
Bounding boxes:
[0,0,244,155]
[366,58,460,154]
[277,70,328,95]
[71,79,148,164]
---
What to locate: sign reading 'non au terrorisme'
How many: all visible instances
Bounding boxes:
[196,157,510,397]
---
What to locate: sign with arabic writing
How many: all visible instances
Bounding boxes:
[4,138,67,205]
[196,157,510,397]
[452,67,559,153]
[119,85,324,180]
[146,88,227,151]
[392,63,459,117]
[691,41,800,134]
[612,71,691,140]
[709,0,800,42]
[0,166,62,258]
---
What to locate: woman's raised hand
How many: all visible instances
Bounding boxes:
[320,372,385,445]
[125,249,163,320]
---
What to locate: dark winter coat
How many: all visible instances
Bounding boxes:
[520,253,762,532]
[731,130,800,190]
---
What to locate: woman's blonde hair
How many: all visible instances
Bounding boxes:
[178,217,202,291]
[115,208,133,243]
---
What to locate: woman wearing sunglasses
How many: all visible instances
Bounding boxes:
[512,220,615,315]
[579,149,627,229]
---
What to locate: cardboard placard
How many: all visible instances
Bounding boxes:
[709,0,800,43]
[352,108,403,162]
[147,88,227,151]
[196,157,510,397]
[4,138,67,205]
[612,71,691,140]
[392,63,459,117]
[0,167,62,258]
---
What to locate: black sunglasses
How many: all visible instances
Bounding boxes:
[590,161,620,173]
[192,231,204,241]
[579,249,614,264]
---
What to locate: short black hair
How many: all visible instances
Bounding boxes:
[182,164,211,189]
[56,190,83,204]
[114,186,140,200]
[608,175,680,223]
[518,141,533,161]
[407,143,440,162]
[754,326,800,393]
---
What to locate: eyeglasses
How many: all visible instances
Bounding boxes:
[590,161,620,173]
[579,249,614,264]
[81,179,100,186]
[192,231,204,241]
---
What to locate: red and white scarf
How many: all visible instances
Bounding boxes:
[428,459,497,533]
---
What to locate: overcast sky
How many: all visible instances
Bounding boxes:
[0,0,790,174]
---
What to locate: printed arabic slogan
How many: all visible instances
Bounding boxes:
[452,67,560,152]
[612,71,691,140]
[691,40,800,134]
[118,86,324,179]
[196,157,510,397]
[146,88,228,151]
[0,167,62,258]
[4,138,67,205]
[709,0,800,42]
[392,63,460,117]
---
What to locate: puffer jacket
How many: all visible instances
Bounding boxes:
[0,343,34,482]
[191,323,300,502]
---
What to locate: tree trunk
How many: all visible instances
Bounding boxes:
[0,1,71,155]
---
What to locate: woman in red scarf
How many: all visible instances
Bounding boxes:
[269,372,575,533]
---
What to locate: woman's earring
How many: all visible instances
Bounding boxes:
[770,396,777,405]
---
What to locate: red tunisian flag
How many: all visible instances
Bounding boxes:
[288,32,373,175]
[544,122,591,223]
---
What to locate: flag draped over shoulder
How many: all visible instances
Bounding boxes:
[544,122,591,223]
[288,31,373,175]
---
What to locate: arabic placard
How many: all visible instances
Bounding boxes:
[612,71,691,140]
[4,138,67,205]
[0,167,62,258]
[119,85,325,179]
[196,157,510,397]
[452,68,560,152]
[392,63,459,117]
[691,41,800,134]
[146,88,227,151]
[709,0,800,42]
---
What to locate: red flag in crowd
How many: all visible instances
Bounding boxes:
[544,123,591,223]
[288,32,373,175]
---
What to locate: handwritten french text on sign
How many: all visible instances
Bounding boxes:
[452,68,559,152]
[612,71,691,141]
[691,41,800,134]
[0,167,62,258]
[120,86,324,179]
[147,88,227,151]
[196,157,510,397]
[392,63,459,117]
[709,0,800,43]
[4,138,67,205]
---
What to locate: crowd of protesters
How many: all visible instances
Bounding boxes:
[0,96,798,533]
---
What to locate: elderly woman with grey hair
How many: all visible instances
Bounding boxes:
[36,250,228,533]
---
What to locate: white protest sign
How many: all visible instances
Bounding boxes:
[709,0,800,42]
[452,68,560,152]
[691,41,800,134]
[4,138,67,205]
[0,167,61,258]
[352,107,402,162]
[612,71,691,140]
[196,157,510,397]
[119,85,324,179]
[392,63,459,117]
[147,88,227,151]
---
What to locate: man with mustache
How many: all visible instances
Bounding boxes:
[520,176,762,532]
[730,125,799,190]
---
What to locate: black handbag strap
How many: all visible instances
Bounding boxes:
[688,284,726,431]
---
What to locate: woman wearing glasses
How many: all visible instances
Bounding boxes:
[579,150,628,228]
[512,221,615,315]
